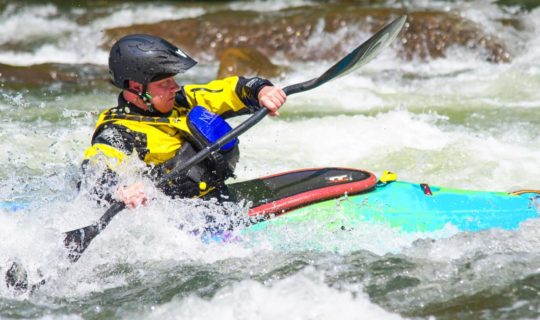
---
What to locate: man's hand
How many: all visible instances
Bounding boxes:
[258,86,287,116]
[115,182,148,209]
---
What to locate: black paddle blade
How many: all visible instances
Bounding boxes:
[64,223,102,262]
[5,261,28,292]
[63,201,126,262]
[284,15,407,96]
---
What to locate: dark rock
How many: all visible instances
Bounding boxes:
[402,11,511,63]
[217,47,283,79]
[0,63,108,90]
[104,6,511,65]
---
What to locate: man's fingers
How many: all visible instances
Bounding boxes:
[116,183,148,209]
[257,85,288,117]
[276,89,287,102]
[263,96,282,111]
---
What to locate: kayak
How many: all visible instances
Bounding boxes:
[2,168,538,234]
[229,168,540,233]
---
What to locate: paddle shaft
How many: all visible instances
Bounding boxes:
[63,16,407,263]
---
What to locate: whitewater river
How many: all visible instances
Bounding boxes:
[1,1,540,319]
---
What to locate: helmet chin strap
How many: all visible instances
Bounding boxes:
[126,86,156,113]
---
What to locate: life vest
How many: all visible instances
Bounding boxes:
[86,107,189,164]
[84,106,239,196]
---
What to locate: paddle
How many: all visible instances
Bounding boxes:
[63,15,407,263]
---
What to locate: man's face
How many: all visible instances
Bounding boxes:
[146,77,180,113]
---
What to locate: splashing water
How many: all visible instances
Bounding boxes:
[0,1,539,319]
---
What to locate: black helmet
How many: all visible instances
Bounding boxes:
[108,34,197,89]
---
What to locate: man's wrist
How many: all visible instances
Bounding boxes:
[236,76,273,112]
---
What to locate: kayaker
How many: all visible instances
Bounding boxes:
[80,34,286,208]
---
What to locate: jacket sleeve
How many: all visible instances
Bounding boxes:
[80,124,136,203]
[83,124,134,169]
[175,76,272,117]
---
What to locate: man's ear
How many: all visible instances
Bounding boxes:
[128,80,143,92]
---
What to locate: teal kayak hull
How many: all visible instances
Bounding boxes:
[242,180,540,234]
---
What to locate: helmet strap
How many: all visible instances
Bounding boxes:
[141,85,156,113]
[126,86,156,113]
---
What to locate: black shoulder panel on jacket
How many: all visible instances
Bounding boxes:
[235,76,273,112]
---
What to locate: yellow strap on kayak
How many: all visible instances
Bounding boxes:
[380,170,397,183]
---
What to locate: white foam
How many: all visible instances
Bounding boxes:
[140,268,403,320]
[0,205,68,297]
[0,4,76,45]
[0,2,539,312]
[241,210,459,256]
[228,0,314,12]
[390,218,540,301]
[91,4,205,30]
[0,3,205,66]
[233,107,540,190]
